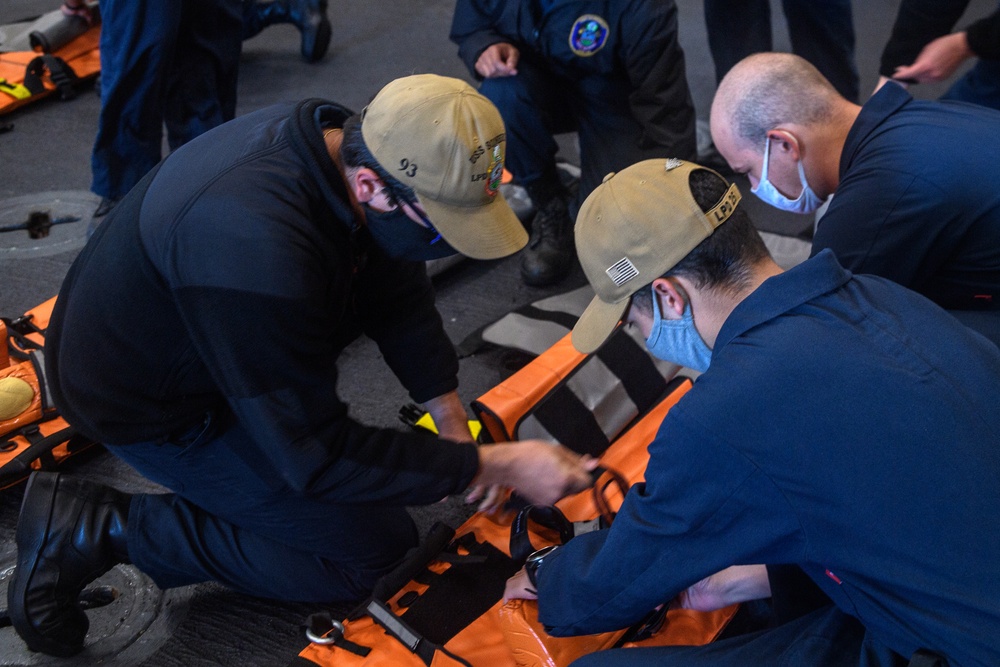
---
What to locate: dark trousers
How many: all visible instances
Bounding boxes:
[91,0,243,199]
[570,566,904,666]
[478,59,696,206]
[940,1,1000,113]
[107,410,419,603]
[704,0,859,102]
[569,604,906,667]
[948,309,1000,350]
[941,58,1000,112]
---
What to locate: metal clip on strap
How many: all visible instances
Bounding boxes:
[304,612,371,657]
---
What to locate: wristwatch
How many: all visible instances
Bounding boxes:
[524,545,560,587]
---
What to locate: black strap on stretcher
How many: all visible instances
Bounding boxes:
[23,54,79,100]
[0,423,80,488]
[306,521,482,666]
[508,464,632,563]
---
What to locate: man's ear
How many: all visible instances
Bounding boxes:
[765,129,802,162]
[651,277,686,318]
[351,167,383,204]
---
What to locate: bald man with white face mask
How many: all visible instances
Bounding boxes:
[711,52,1000,347]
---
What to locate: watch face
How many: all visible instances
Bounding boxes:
[525,545,560,587]
[527,545,559,565]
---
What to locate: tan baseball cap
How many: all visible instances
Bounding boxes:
[571,159,742,353]
[361,74,528,260]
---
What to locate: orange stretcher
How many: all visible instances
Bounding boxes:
[1,297,99,490]
[295,330,738,667]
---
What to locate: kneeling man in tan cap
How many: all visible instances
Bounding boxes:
[505,159,1000,667]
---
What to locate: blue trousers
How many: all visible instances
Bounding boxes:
[108,410,419,603]
[91,0,243,199]
[704,0,859,102]
[569,605,906,667]
[479,59,696,205]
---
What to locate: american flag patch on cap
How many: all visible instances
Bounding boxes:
[606,257,639,286]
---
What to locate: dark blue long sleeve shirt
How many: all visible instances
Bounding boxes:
[811,83,1000,312]
[46,100,479,506]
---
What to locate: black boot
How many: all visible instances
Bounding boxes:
[520,178,575,287]
[243,0,331,63]
[8,472,131,657]
[92,196,119,219]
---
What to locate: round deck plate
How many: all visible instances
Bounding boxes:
[0,545,194,665]
[0,191,99,259]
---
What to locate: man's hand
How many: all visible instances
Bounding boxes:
[893,32,973,85]
[475,43,520,78]
[672,565,771,612]
[872,75,906,96]
[475,440,598,506]
[465,482,506,514]
[423,391,475,443]
[504,567,538,601]
[62,0,96,24]
[422,392,508,508]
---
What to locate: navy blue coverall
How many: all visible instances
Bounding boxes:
[811,82,1000,346]
[536,252,1000,666]
[450,0,697,205]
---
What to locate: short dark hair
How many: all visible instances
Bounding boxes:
[631,168,771,315]
[340,114,417,207]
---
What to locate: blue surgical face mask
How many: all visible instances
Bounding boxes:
[364,204,457,261]
[751,137,824,214]
[645,290,713,372]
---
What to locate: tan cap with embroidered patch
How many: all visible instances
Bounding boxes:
[361,74,527,260]
[572,159,741,353]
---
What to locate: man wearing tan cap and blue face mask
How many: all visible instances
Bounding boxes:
[7,74,597,658]
[505,159,1000,666]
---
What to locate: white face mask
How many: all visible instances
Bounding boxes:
[751,137,825,214]
[645,290,712,373]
